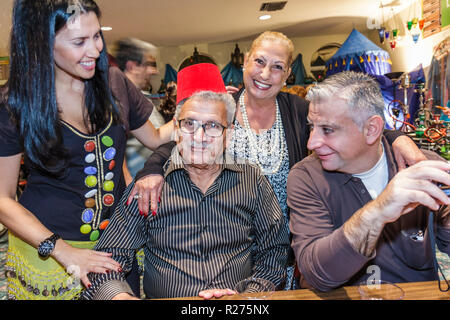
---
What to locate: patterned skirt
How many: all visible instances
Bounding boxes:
[5,232,96,300]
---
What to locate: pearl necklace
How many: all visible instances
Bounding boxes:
[239,90,285,175]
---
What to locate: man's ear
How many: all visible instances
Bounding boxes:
[125,60,138,73]
[364,115,384,145]
[173,117,180,142]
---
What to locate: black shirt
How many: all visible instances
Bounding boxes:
[0,67,152,241]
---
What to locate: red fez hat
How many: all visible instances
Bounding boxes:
[176,63,227,105]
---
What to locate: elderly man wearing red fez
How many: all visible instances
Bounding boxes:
[81,63,289,300]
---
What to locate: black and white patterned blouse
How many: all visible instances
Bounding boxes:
[228,119,290,229]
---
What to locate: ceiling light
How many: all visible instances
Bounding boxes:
[259,14,272,20]
[101,26,112,31]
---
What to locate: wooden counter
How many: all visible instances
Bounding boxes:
[165,281,449,300]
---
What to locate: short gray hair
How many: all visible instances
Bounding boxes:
[174,91,236,126]
[306,71,385,129]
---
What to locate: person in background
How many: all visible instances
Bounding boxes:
[114,38,166,181]
[129,31,427,290]
[287,71,450,291]
[115,38,159,94]
[0,0,171,300]
[159,81,178,123]
[81,63,289,300]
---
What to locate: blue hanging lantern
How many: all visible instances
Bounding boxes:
[377,28,386,44]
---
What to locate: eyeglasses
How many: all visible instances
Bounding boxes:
[143,61,157,68]
[178,119,227,137]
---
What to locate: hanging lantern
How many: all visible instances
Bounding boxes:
[377,28,385,43]
[407,21,413,30]
[390,40,397,50]
[385,31,390,40]
[412,33,420,43]
[392,29,398,38]
[418,19,425,30]
[412,18,418,26]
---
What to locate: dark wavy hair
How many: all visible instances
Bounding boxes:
[4,0,119,175]
[159,81,177,123]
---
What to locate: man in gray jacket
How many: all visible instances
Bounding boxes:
[287,71,450,291]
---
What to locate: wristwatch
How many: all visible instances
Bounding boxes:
[37,233,61,258]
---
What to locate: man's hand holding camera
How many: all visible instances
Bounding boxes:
[344,160,450,257]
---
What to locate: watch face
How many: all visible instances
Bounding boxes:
[38,240,54,257]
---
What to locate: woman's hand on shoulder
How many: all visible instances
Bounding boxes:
[127,174,164,217]
[392,135,427,170]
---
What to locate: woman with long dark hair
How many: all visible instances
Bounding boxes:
[0,0,171,300]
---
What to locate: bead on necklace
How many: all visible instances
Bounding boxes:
[239,90,285,175]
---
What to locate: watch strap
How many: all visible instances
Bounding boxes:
[47,233,61,243]
[38,233,61,257]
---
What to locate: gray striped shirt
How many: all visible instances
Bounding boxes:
[82,151,289,299]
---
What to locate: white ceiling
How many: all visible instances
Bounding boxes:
[0,0,410,50]
[94,0,409,46]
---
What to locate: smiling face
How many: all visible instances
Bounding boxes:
[175,97,229,167]
[243,39,291,101]
[53,11,103,82]
[307,97,372,174]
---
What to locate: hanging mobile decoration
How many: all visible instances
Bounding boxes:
[377,1,386,44]
[390,40,397,50]
[412,33,420,43]
[407,20,413,30]
[407,0,422,44]
[387,7,397,50]
[418,19,425,30]
[392,29,398,38]
[378,27,386,43]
